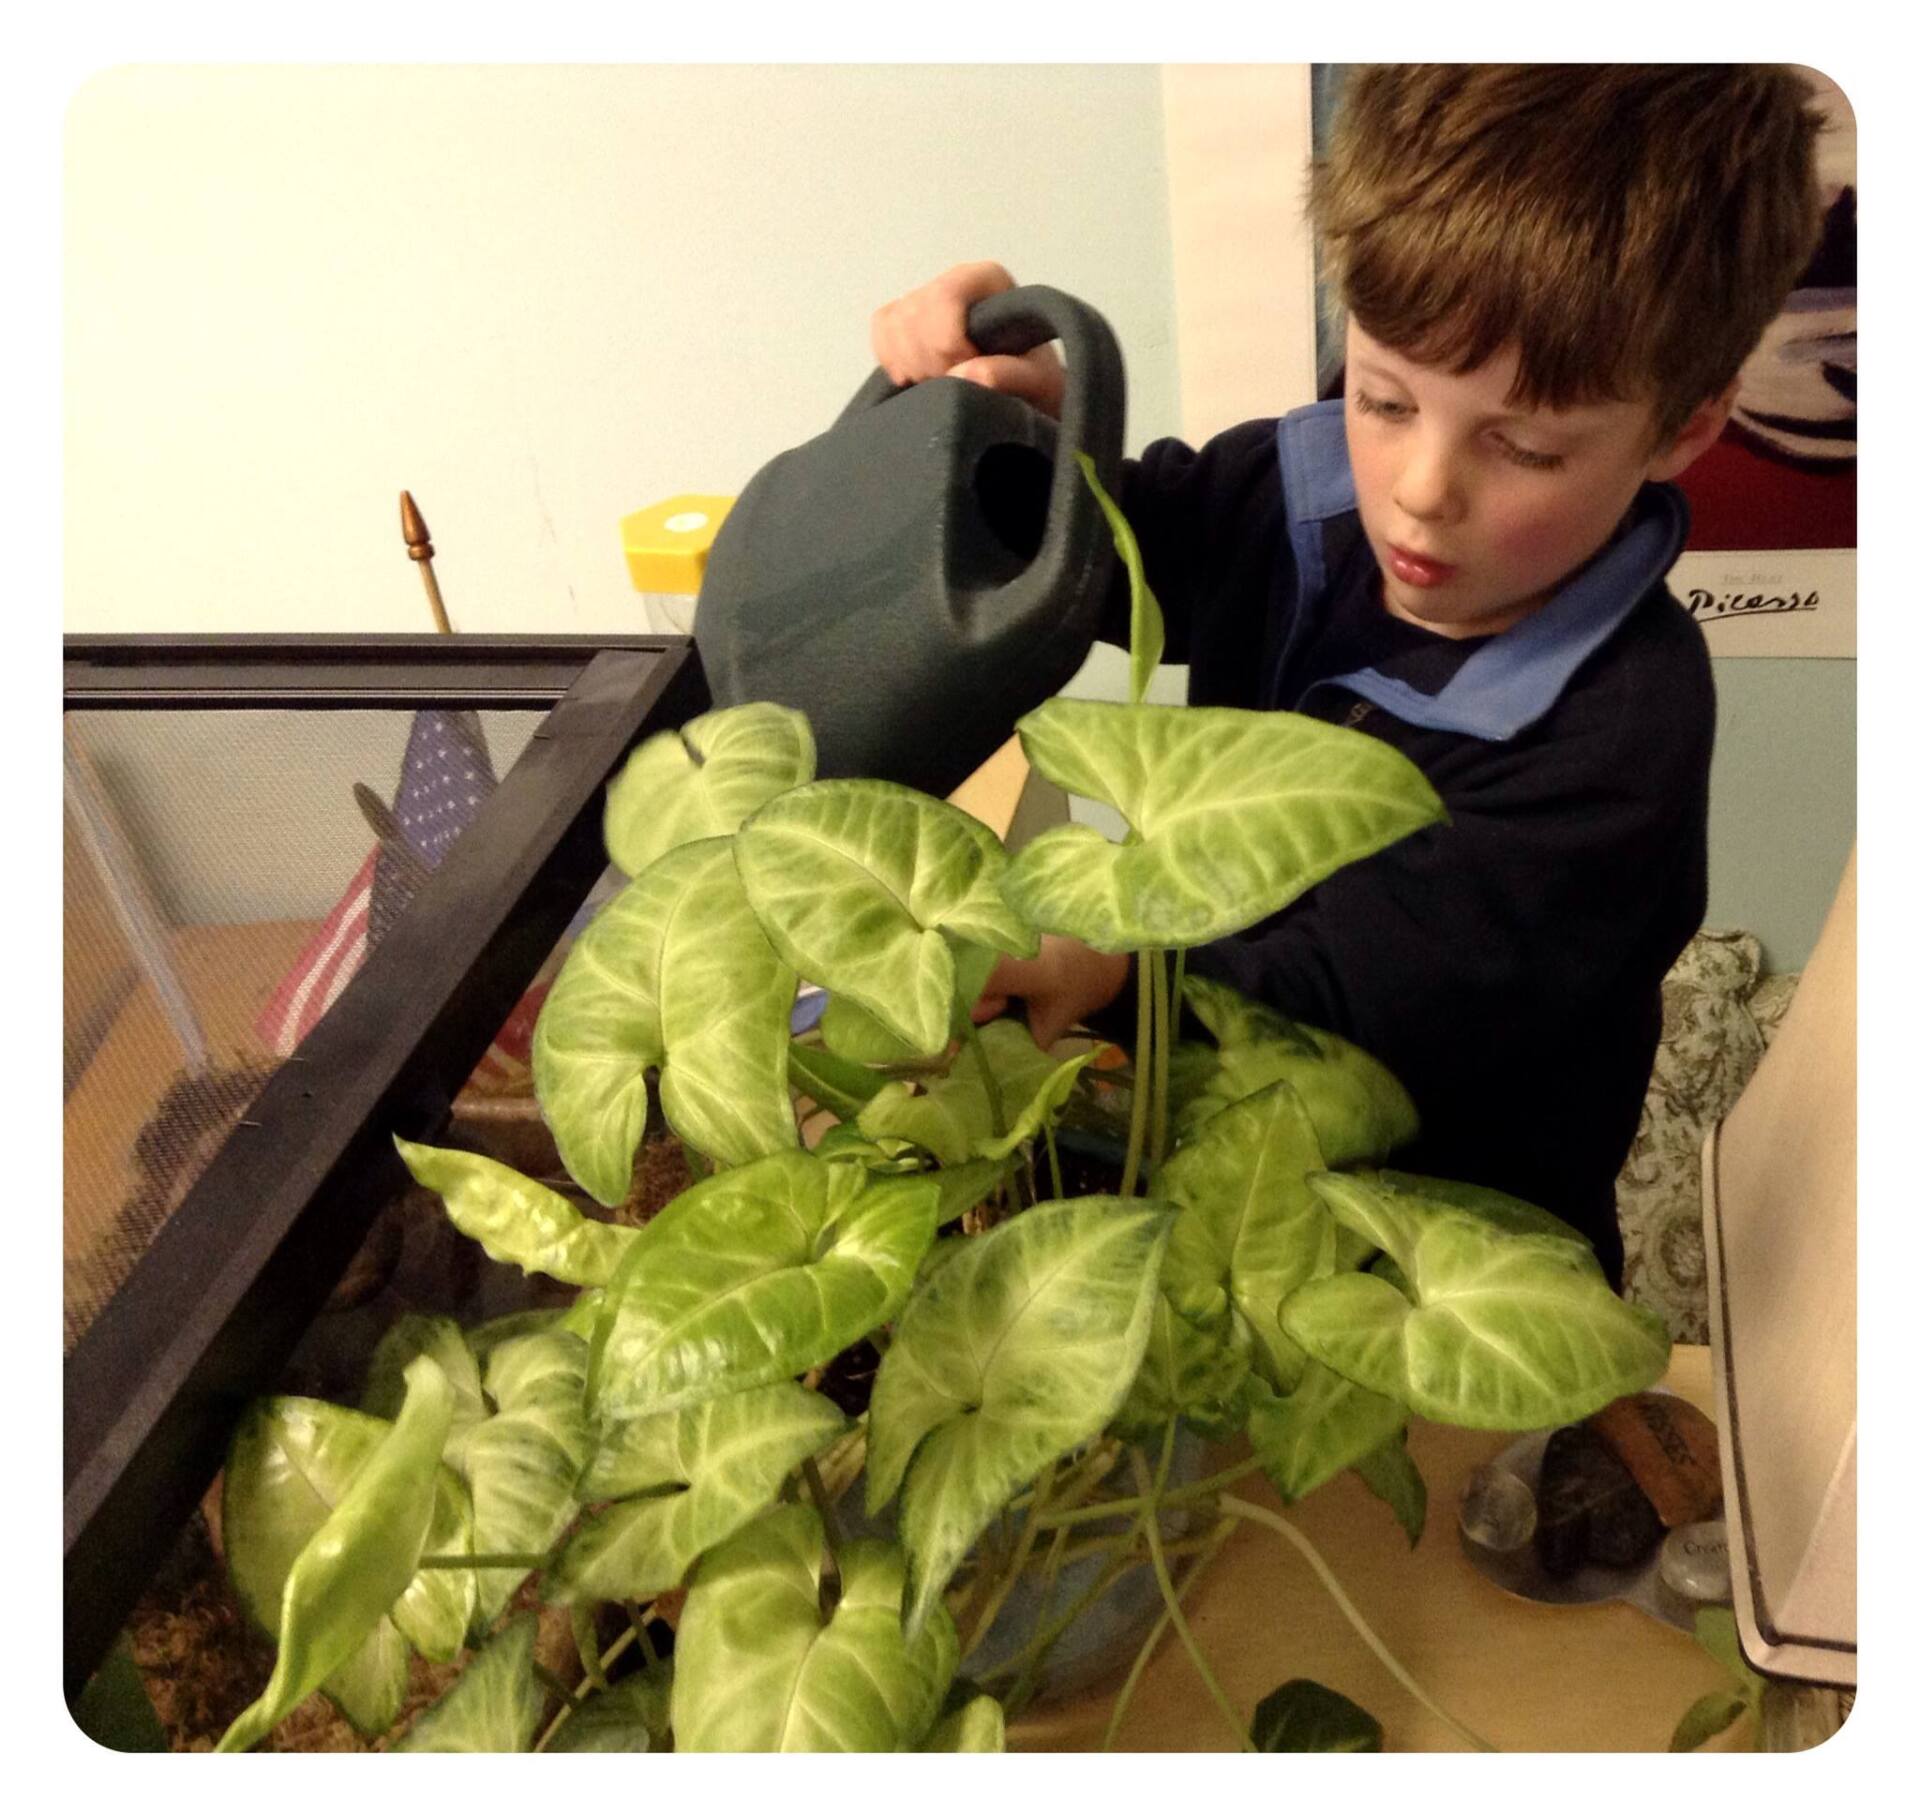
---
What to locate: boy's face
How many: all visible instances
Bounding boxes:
[1342,321,1726,638]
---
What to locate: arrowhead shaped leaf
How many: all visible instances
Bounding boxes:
[822,992,936,1064]
[820,940,1005,1065]
[459,1329,594,1627]
[224,1377,476,1725]
[787,1038,889,1119]
[1251,1678,1384,1752]
[1112,1291,1253,1441]
[1283,1172,1670,1429]
[921,1694,1008,1751]
[1669,1687,1752,1753]
[856,1019,1091,1166]
[604,701,815,879]
[927,1156,1016,1226]
[217,1357,461,1751]
[360,1312,490,1464]
[1175,975,1418,1166]
[361,1314,593,1631]
[812,1123,922,1171]
[865,1197,1172,1635]
[394,1140,637,1286]
[672,1505,958,1751]
[548,1381,847,1604]
[1156,1079,1336,1391]
[589,1150,937,1420]
[1006,699,1446,952]
[533,836,799,1202]
[1244,1365,1407,1503]
[734,780,1037,1057]
[1350,1431,1427,1546]
[317,1619,412,1737]
[1362,1167,1602,1254]
[392,1614,545,1753]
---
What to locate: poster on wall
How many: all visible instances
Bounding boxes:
[1310,64,1856,659]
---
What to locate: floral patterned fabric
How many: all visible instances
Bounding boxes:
[1615,929,1800,1343]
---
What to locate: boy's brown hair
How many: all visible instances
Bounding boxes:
[1309,65,1829,445]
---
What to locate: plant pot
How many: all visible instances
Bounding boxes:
[837,1422,1211,1709]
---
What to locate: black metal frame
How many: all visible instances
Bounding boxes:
[62,631,687,708]
[63,634,709,1701]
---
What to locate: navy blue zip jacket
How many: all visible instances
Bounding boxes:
[1098,403,1715,1287]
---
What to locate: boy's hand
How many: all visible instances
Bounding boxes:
[870,261,1066,419]
[971,934,1130,1050]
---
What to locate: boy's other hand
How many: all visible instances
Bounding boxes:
[870,261,1066,419]
[971,934,1130,1050]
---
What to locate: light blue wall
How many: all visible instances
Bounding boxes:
[1705,659,1856,972]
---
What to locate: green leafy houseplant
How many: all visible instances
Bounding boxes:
[207,460,1671,1753]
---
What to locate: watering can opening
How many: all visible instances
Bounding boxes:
[972,441,1053,570]
[695,284,1127,799]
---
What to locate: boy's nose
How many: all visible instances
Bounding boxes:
[1392,440,1465,524]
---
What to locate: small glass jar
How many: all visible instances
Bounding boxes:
[620,495,734,635]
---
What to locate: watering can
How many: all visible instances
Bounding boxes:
[693,285,1126,800]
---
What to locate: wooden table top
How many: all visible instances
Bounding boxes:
[1013,1345,1732,1753]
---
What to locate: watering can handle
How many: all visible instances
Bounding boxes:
[837,284,1128,631]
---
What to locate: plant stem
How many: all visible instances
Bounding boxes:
[987,1432,1183,1715]
[1119,950,1155,1197]
[418,1551,547,1570]
[802,1456,846,1555]
[533,1625,639,1753]
[1131,1448,1253,1752]
[954,1512,1014,1645]
[1044,1123,1064,1200]
[1102,1517,1240,1750]
[1216,1494,1498,1753]
[1148,951,1171,1178]
[1047,1529,1220,1572]
[1170,948,1187,1035]
[626,1603,661,1669]
[1032,1452,1270,1531]
[571,1603,609,1692]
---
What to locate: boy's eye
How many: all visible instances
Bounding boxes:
[1351,390,1412,423]
[1493,432,1567,472]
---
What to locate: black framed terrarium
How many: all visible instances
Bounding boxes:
[63,633,707,1718]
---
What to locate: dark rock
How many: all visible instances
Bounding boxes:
[1534,1423,1664,1578]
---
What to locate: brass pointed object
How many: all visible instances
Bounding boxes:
[399,490,453,634]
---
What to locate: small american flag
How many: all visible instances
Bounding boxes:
[255,711,511,1067]
[252,850,379,1055]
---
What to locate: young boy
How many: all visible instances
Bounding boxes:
[868,66,1826,1287]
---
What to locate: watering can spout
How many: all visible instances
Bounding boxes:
[693,285,1127,799]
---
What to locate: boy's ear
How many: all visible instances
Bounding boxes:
[1647,382,1740,482]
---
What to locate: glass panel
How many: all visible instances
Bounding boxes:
[62,706,545,1354]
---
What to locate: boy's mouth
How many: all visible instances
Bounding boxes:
[1387,544,1459,588]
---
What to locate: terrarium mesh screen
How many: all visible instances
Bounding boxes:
[62,705,546,1354]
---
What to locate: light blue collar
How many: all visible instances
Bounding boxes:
[1276,401,1690,742]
